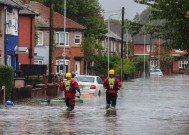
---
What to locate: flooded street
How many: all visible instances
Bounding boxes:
[1,75,189,135]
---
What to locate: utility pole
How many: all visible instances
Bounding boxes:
[121,7,124,84]
[48,0,53,83]
[63,0,66,79]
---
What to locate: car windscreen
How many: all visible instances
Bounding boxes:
[74,77,95,83]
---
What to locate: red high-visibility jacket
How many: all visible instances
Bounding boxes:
[103,77,121,93]
[60,79,80,98]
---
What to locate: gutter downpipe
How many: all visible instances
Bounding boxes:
[29,17,33,64]
[4,7,7,65]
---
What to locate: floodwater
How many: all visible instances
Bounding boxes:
[1,74,189,135]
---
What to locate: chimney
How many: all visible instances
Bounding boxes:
[23,0,30,4]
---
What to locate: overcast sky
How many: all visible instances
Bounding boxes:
[98,0,147,20]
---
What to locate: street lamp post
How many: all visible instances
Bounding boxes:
[143,29,146,79]
[126,29,129,59]
[158,38,160,68]
[63,0,66,79]
[107,13,119,77]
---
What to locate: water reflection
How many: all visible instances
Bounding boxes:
[105,109,118,135]
[59,111,76,135]
[61,111,75,119]
[1,75,189,134]
[105,109,117,117]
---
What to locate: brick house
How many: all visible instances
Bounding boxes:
[133,33,158,68]
[100,23,128,57]
[29,1,86,75]
[172,49,188,74]
[15,0,38,66]
[133,32,188,74]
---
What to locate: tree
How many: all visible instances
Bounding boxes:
[81,36,96,74]
[134,55,150,76]
[134,0,189,51]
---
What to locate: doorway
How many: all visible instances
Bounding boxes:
[75,61,80,75]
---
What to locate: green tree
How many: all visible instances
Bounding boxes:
[93,55,108,76]
[81,36,96,74]
[134,0,189,51]
[134,55,150,76]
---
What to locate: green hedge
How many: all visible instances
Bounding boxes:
[0,64,14,99]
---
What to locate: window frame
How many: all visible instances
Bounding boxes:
[36,31,43,46]
[55,32,69,47]
[75,34,81,45]
[179,60,188,69]
[147,45,150,52]
[56,59,70,74]
[34,60,43,65]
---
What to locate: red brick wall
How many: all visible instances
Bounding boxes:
[134,44,146,55]
[50,31,84,75]
[173,61,179,74]
[19,15,35,64]
[52,47,84,75]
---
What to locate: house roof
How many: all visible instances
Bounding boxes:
[110,23,122,38]
[132,33,153,45]
[107,23,132,42]
[106,30,121,40]
[0,0,23,9]
[29,1,86,30]
[13,0,39,15]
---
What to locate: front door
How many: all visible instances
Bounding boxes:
[75,61,80,75]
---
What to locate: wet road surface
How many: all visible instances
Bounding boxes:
[1,74,189,135]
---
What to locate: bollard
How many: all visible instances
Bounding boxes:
[2,86,5,105]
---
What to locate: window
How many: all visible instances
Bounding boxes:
[34,60,43,65]
[6,8,18,35]
[56,59,70,74]
[179,60,188,69]
[147,45,150,52]
[97,77,103,84]
[36,31,43,46]
[56,32,69,46]
[150,60,158,68]
[74,76,95,83]
[75,35,81,44]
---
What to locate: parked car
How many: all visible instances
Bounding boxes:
[74,75,105,96]
[150,69,163,76]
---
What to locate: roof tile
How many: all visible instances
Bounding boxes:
[30,1,86,29]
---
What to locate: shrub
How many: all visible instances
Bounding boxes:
[0,65,14,99]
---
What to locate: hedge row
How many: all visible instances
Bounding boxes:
[0,64,14,100]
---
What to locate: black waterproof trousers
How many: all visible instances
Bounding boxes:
[106,92,117,107]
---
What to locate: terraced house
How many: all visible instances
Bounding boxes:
[29,1,86,75]
[0,0,22,70]
[8,0,86,76]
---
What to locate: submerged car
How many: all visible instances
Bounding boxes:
[74,75,105,96]
[150,69,163,76]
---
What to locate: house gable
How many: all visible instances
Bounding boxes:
[30,1,86,30]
